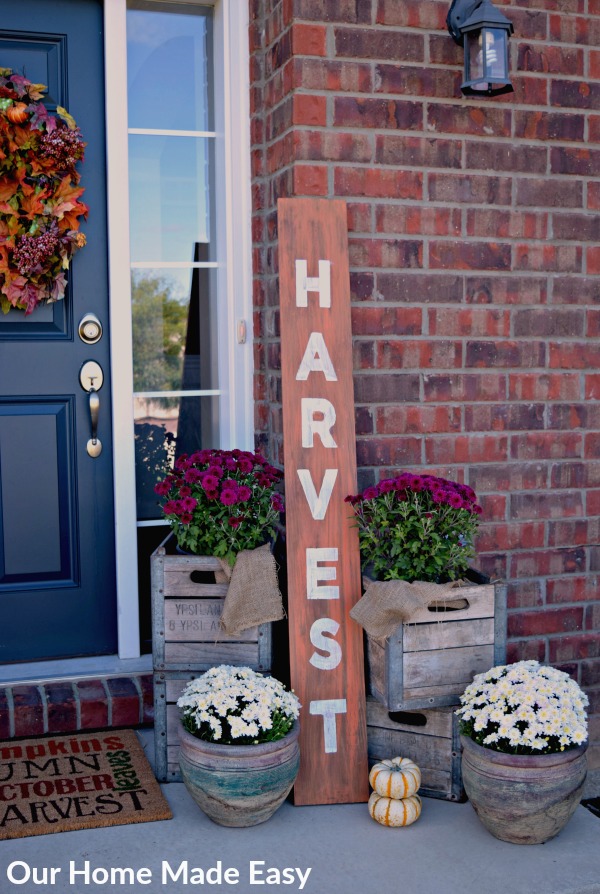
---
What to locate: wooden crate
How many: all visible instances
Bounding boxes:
[367,577,507,711]
[153,672,197,782]
[151,535,272,673]
[367,697,464,802]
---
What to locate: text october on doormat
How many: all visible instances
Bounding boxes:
[0,729,172,839]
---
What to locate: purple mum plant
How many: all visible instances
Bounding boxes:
[345,472,482,583]
[155,449,284,564]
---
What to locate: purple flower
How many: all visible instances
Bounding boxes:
[201,474,219,492]
[363,486,379,501]
[154,480,172,496]
[228,516,243,529]
[220,488,238,506]
[185,468,203,484]
[236,485,252,503]
[271,493,284,512]
[180,497,197,512]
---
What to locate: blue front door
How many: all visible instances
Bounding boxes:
[0,0,117,661]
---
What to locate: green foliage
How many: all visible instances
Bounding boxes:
[131,271,189,393]
[346,472,482,583]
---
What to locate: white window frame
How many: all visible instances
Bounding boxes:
[104,0,253,659]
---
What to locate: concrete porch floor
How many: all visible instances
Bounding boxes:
[1,729,599,894]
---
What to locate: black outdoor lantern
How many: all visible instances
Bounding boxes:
[447,0,514,97]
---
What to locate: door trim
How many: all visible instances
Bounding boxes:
[104,0,254,659]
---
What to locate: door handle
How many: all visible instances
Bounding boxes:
[79,360,103,458]
[88,388,102,457]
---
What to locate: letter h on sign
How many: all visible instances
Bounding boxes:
[278,198,369,806]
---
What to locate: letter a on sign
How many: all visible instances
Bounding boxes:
[278,198,369,806]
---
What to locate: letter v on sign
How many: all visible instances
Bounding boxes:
[278,198,369,806]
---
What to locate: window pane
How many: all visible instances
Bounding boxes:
[127,3,213,132]
[129,134,213,263]
[131,268,219,394]
[134,395,220,519]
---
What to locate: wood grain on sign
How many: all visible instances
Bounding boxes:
[278,197,369,805]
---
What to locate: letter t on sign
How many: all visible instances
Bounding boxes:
[278,198,369,807]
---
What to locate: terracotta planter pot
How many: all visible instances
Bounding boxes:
[461,734,587,845]
[179,723,300,827]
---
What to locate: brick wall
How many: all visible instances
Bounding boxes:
[250,0,600,765]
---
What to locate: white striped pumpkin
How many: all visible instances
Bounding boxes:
[368,791,422,827]
[369,756,421,800]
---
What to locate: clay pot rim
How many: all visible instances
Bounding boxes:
[179,720,299,757]
[460,733,587,767]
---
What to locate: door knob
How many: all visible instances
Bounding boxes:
[79,360,103,457]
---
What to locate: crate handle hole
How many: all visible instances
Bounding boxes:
[427,598,469,613]
[190,570,218,585]
[387,711,427,727]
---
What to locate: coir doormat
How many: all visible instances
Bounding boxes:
[0,729,172,839]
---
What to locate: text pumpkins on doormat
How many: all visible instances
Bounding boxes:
[0,729,172,839]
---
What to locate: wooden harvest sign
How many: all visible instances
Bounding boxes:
[278,197,369,805]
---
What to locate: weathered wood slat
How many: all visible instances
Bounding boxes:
[366,698,453,738]
[163,599,258,642]
[403,617,494,652]
[164,641,262,666]
[163,576,229,598]
[403,644,496,689]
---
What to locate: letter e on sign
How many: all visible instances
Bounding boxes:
[278,198,369,806]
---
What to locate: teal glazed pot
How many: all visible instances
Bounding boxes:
[461,734,587,845]
[179,723,300,827]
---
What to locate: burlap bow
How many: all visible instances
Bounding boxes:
[218,543,285,636]
[350,578,469,639]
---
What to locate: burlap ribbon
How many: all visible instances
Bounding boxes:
[349,578,469,639]
[218,543,285,636]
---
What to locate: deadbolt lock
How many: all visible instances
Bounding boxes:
[78,313,103,344]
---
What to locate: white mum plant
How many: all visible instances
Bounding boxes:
[457,660,588,755]
[178,665,301,746]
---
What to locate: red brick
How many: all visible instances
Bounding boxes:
[466,276,547,305]
[349,238,422,269]
[294,58,373,93]
[551,147,600,177]
[76,680,109,730]
[517,43,584,76]
[355,406,374,435]
[506,579,544,610]
[356,436,421,467]
[508,608,584,638]
[292,23,327,56]
[0,689,10,738]
[588,247,600,276]
[516,178,583,209]
[350,272,375,301]
[346,202,372,232]
[376,0,448,29]
[294,0,373,23]
[514,244,582,274]
[464,403,544,432]
[293,164,328,195]
[466,210,547,240]
[587,310,600,339]
[552,277,599,305]
[476,522,545,552]
[334,96,423,130]
[548,519,595,547]
[12,685,45,737]
[465,141,547,174]
[565,579,595,621]
[508,373,580,401]
[428,307,509,338]
[376,205,461,237]
[295,130,373,163]
[423,373,507,403]
[515,110,585,142]
[335,167,422,199]
[107,677,141,727]
[550,463,588,489]
[469,462,548,492]
[427,103,511,137]
[511,491,583,521]
[428,174,512,206]
[551,79,600,110]
[377,339,461,370]
[549,342,600,370]
[334,27,424,62]
[549,634,600,662]
[466,340,545,369]
[354,373,420,403]
[478,493,507,522]
[425,434,508,465]
[376,405,461,435]
[374,64,460,98]
[586,433,600,458]
[376,135,462,169]
[46,682,77,734]
[511,432,582,460]
[511,548,586,578]
[588,491,600,515]
[430,242,511,271]
[506,640,547,664]
[513,308,585,339]
[378,273,463,304]
[586,375,600,399]
[582,662,600,688]
[352,306,422,336]
[292,93,327,126]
